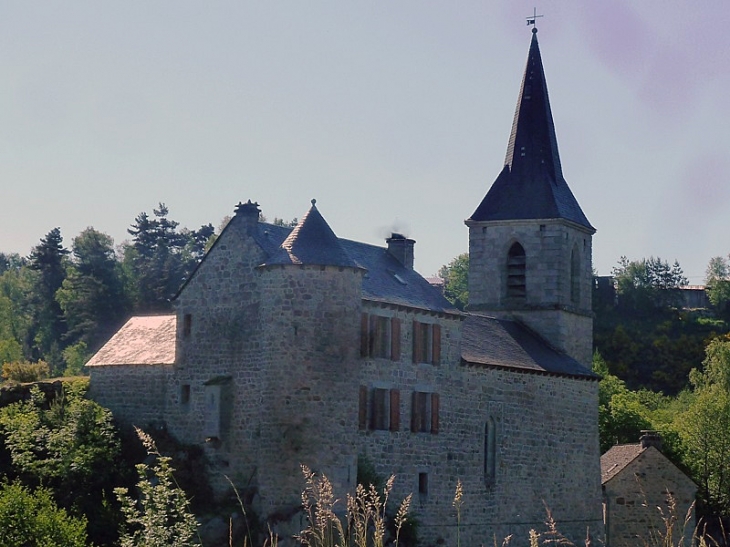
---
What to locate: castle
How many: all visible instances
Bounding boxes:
[88,29,602,544]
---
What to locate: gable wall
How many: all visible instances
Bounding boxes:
[166,217,271,491]
[603,449,696,547]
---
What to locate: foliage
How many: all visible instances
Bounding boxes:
[56,228,128,351]
[124,203,214,313]
[1,360,50,383]
[705,255,730,318]
[0,379,123,543]
[62,341,89,376]
[28,228,70,369]
[594,352,652,452]
[0,264,36,362]
[675,337,730,516]
[272,217,299,227]
[593,301,723,394]
[0,482,88,547]
[612,256,688,315]
[115,429,199,547]
[438,253,469,310]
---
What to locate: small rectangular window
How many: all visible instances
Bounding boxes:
[418,472,428,496]
[183,314,192,338]
[180,384,191,405]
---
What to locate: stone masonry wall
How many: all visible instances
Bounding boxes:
[256,264,363,519]
[468,219,593,314]
[604,449,696,547]
[87,364,170,428]
[168,215,271,495]
[356,302,602,546]
[467,219,594,365]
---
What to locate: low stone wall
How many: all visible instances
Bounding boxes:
[88,365,171,429]
[0,379,66,408]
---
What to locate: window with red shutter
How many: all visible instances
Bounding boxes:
[411,391,439,434]
[361,314,400,361]
[412,321,442,364]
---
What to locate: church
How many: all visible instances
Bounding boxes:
[88,28,602,545]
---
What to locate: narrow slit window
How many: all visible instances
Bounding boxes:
[484,417,496,484]
[506,243,526,298]
[570,247,580,304]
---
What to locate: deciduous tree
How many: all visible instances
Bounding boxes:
[438,253,469,310]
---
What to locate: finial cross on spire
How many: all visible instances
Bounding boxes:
[526,8,543,28]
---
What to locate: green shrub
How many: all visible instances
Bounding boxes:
[0,482,88,547]
[62,341,89,376]
[1,360,50,382]
[0,380,124,545]
[115,429,199,547]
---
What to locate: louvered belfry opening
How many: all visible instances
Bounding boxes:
[506,243,526,298]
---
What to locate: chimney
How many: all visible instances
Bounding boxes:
[234,200,260,236]
[639,430,662,451]
[386,233,415,270]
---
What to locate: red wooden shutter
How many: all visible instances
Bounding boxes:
[430,393,440,434]
[360,314,369,357]
[358,385,368,430]
[432,324,441,365]
[412,321,422,363]
[390,318,401,361]
[389,389,400,431]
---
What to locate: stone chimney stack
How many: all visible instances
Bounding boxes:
[386,233,415,270]
[640,430,663,451]
[235,200,261,236]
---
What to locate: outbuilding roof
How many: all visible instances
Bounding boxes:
[86,315,176,367]
[600,443,646,483]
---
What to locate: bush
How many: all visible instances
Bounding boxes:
[0,482,88,547]
[1,360,50,383]
[115,429,199,547]
[0,380,124,545]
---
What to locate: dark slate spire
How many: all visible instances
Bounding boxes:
[469,29,593,231]
[263,199,360,268]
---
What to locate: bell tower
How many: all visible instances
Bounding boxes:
[465,28,595,366]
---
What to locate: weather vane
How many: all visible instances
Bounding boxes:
[526,8,543,28]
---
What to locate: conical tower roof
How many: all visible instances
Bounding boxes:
[263,200,360,268]
[469,29,593,231]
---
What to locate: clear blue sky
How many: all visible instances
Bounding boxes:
[1,2,728,283]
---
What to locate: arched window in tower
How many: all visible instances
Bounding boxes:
[570,246,580,305]
[506,243,526,298]
[484,417,496,484]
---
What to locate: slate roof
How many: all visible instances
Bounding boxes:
[341,238,457,313]
[601,443,646,483]
[263,201,360,268]
[469,29,593,231]
[460,314,597,379]
[253,219,458,314]
[86,315,176,366]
